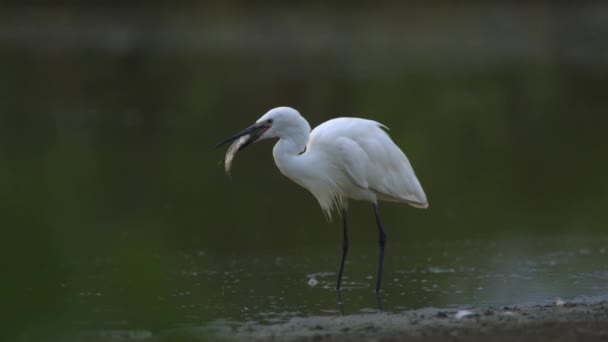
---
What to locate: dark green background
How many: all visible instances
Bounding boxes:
[1,2,607,340]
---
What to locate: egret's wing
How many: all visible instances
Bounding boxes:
[311,117,427,207]
[335,137,369,189]
[360,127,427,207]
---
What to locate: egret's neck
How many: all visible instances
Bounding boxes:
[273,134,307,156]
[272,119,311,178]
[270,115,341,218]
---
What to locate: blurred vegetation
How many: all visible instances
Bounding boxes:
[1,2,607,339]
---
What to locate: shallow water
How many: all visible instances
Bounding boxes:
[36,235,607,338]
[3,4,608,341]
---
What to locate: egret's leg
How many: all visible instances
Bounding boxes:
[336,207,349,291]
[372,203,387,293]
[375,291,384,312]
[336,291,345,315]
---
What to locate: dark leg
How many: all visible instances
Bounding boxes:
[375,291,384,312]
[336,291,345,316]
[372,203,387,293]
[336,207,349,291]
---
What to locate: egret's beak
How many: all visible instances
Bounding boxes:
[216,122,270,151]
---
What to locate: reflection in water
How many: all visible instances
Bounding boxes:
[375,292,384,312]
[333,290,384,316]
[336,291,344,316]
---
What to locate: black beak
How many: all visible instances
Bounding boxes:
[216,122,270,151]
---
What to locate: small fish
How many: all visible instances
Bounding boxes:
[224,134,250,174]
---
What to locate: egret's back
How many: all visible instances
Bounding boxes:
[308,118,428,209]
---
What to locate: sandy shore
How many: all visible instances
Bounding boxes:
[207,298,608,342]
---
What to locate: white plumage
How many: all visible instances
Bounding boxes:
[260,108,428,218]
[217,106,428,293]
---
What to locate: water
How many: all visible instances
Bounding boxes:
[22,235,606,339]
[2,3,608,340]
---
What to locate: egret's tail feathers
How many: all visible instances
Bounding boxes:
[408,200,429,209]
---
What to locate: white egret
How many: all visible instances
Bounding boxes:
[217,107,428,293]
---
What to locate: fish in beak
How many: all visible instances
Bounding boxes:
[216,122,270,151]
[216,122,271,174]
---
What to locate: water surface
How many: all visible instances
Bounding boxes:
[40,235,607,338]
[3,3,608,340]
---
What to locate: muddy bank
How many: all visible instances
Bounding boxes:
[65,297,608,341]
[201,298,608,342]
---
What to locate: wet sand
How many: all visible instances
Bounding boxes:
[68,296,608,341]
[207,297,608,342]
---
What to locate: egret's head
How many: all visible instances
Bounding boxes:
[216,107,307,151]
[255,107,306,140]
